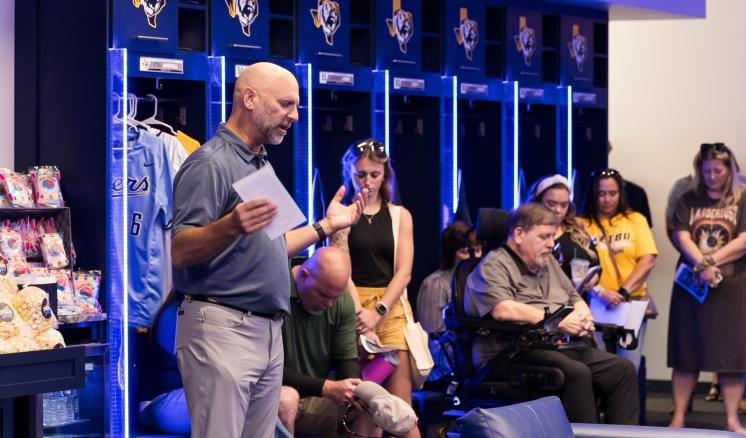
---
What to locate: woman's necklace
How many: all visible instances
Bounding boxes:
[362,211,378,224]
[362,204,382,224]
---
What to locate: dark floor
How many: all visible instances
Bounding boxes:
[646,390,734,431]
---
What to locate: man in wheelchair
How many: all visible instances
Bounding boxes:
[462,203,639,424]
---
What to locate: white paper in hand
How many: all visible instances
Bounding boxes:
[589,296,648,347]
[232,165,306,240]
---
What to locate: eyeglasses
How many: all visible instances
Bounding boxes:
[700,142,728,154]
[591,168,620,179]
[353,139,387,158]
[342,404,379,438]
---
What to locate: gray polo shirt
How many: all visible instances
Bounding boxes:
[463,245,581,369]
[172,124,290,314]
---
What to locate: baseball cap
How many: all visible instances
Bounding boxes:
[353,381,417,435]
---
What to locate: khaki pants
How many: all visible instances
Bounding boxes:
[296,396,342,438]
[176,298,284,438]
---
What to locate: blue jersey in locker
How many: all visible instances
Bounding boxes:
[112,128,174,328]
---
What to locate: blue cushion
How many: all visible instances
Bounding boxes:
[457,396,574,438]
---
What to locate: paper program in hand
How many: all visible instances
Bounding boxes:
[232,165,306,240]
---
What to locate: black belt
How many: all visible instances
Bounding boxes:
[187,295,284,321]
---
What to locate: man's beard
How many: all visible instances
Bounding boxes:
[534,253,551,268]
[305,307,325,316]
[254,108,287,145]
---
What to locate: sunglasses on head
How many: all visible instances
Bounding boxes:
[700,142,728,154]
[591,168,620,179]
[353,139,387,158]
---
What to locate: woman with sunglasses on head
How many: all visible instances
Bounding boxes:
[527,174,600,296]
[579,168,658,372]
[668,143,746,433]
[329,138,421,438]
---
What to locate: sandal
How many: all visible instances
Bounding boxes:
[705,383,722,402]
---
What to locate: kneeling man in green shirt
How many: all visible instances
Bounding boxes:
[279,246,369,437]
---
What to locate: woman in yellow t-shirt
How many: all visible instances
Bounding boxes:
[580,169,658,371]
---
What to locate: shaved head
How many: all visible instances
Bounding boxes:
[226,62,300,152]
[233,62,298,106]
[309,246,351,290]
[296,247,351,315]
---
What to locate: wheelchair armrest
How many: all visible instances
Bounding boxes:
[594,322,638,352]
[444,316,531,335]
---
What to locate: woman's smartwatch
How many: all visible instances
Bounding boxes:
[375,301,389,316]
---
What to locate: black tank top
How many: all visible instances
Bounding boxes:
[348,204,395,287]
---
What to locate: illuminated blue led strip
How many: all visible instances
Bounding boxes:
[307,64,314,256]
[567,85,573,189]
[513,81,519,209]
[384,70,390,156]
[221,56,226,123]
[452,76,458,213]
[121,48,130,438]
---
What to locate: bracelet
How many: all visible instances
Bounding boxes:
[694,255,715,272]
[312,221,327,241]
[618,287,632,300]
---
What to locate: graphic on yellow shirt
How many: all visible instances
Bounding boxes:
[580,212,658,298]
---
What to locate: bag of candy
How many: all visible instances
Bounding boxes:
[0,227,24,260]
[51,269,77,311]
[6,256,31,280]
[0,169,34,208]
[41,232,69,269]
[28,166,64,208]
[73,270,102,314]
[0,185,10,208]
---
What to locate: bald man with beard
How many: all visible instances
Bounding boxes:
[279,247,363,437]
[171,62,367,437]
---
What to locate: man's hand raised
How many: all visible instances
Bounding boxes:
[324,186,368,234]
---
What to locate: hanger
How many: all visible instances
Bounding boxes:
[126,93,150,131]
[141,94,176,136]
[112,93,123,123]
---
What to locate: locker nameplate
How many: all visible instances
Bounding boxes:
[572,92,597,104]
[519,87,544,99]
[139,57,184,74]
[319,71,355,86]
[460,82,488,96]
[235,64,249,78]
[393,77,425,91]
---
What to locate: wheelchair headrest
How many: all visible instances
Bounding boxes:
[476,208,509,251]
[449,258,482,318]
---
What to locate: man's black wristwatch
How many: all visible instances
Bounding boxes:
[375,301,389,316]
[312,221,327,241]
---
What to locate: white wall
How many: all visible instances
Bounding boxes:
[609,0,746,380]
[0,3,13,168]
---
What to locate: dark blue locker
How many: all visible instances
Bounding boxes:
[113,0,178,53]
[444,1,486,77]
[560,15,594,87]
[375,0,422,72]
[298,0,351,66]
[212,0,270,60]
[505,8,542,83]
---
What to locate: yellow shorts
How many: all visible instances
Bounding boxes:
[358,286,410,351]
